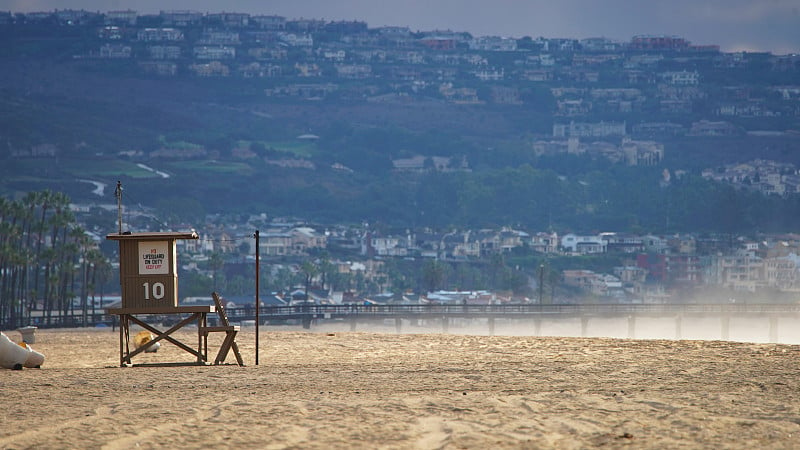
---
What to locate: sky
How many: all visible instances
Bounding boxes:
[2,0,799,54]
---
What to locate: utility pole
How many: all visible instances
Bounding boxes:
[254,229,260,366]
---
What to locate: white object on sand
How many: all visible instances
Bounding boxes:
[20,342,45,368]
[0,331,44,369]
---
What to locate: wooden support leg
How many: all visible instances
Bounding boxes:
[118,315,127,366]
[198,313,205,364]
[231,340,243,366]
[215,330,238,364]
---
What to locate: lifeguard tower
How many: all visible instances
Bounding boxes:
[107,231,242,366]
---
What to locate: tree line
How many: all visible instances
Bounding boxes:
[182,251,538,302]
[0,190,112,329]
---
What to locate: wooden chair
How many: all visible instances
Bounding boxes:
[201,292,244,366]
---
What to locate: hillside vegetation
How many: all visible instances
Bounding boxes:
[1,19,799,234]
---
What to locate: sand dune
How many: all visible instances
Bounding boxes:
[0,328,798,449]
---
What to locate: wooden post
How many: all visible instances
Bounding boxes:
[488,317,495,336]
[581,317,589,337]
[675,314,682,340]
[118,315,125,366]
[197,313,204,364]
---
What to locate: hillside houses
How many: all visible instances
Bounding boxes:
[391,155,469,172]
[532,135,663,166]
[552,121,626,138]
[66,190,800,303]
[257,226,327,256]
[170,218,800,299]
[360,228,543,260]
[563,270,625,298]
[7,9,800,189]
[702,159,800,196]
[6,8,795,130]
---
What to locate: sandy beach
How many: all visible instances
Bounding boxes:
[1,327,798,449]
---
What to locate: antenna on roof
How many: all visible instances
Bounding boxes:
[114,180,123,234]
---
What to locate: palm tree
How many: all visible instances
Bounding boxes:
[268,266,293,293]
[31,190,52,311]
[318,256,335,291]
[421,260,446,293]
[57,225,85,322]
[301,260,319,304]
[51,203,75,322]
[0,200,13,324]
[17,193,37,326]
[43,193,72,324]
[41,247,56,324]
[69,228,93,326]
[85,248,109,323]
[0,199,23,326]
[0,190,91,326]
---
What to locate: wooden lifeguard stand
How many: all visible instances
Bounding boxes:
[107,231,242,366]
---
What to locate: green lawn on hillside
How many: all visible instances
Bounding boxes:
[267,140,317,157]
[164,160,254,175]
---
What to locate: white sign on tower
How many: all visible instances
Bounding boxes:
[138,241,169,275]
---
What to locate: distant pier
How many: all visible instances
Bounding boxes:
[20,303,800,344]
[227,303,800,343]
